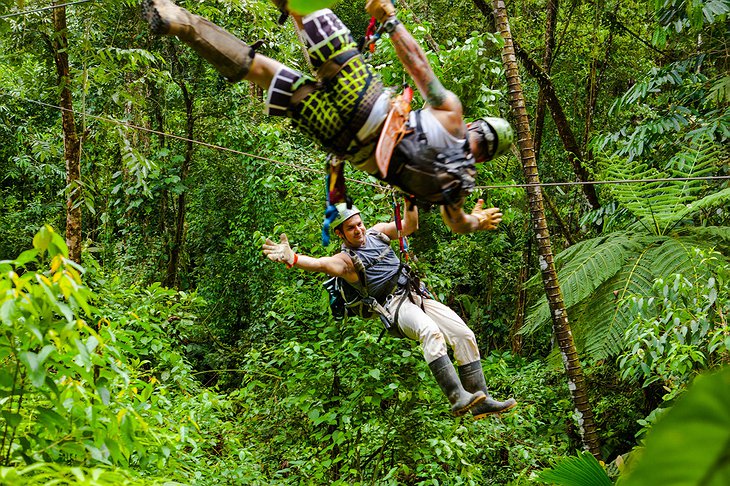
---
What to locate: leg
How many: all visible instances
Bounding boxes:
[420,297,480,366]
[459,360,517,419]
[143,0,272,83]
[418,298,518,418]
[395,298,485,416]
[283,9,386,158]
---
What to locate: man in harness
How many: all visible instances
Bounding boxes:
[143,0,514,234]
[262,202,517,417]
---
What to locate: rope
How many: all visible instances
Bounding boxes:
[0,0,95,20]
[476,175,730,190]
[3,92,729,191]
[2,92,386,190]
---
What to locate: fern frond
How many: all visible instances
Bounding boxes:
[525,233,727,360]
[521,233,647,335]
[580,242,660,360]
[583,237,722,360]
[601,140,725,234]
[674,187,730,223]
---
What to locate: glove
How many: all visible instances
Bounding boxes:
[262,233,295,265]
[471,199,503,231]
[366,0,396,23]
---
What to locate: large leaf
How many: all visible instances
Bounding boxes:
[525,233,727,361]
[619,366,730,486]
[583,236,721,360]
[521,233,647,335]
[536,450,612,486]
[602,141,724,235]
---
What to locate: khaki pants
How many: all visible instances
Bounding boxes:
[385,292,480,365]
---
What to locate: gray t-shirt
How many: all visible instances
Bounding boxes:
[343,229,408,302]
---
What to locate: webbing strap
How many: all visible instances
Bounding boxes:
[317,49,359,82]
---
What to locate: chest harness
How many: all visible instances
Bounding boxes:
[384,110,477,208]
[324,229,427,339]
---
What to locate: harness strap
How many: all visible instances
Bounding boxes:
[343,246,403,305]
[317,49,359,83]
[292,49,360,107]
[289,80,319,107]
[375,86,413,177]
[415,110,428,143]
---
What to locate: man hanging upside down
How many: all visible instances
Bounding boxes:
[142,0,515,233]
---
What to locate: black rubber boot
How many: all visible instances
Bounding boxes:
[428,356,486,416]
[142,0,254,82]
[459,360,517,419]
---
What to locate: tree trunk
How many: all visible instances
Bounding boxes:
[512,41,600,210]
[52,2,82,263]
[491,0,602,459]
[581,6,615,154]
[533,0,558,162]
[164,80,194,288]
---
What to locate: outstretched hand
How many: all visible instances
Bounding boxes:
[471,199,503,231]
[262,233,295,265]
[366,0,396,23]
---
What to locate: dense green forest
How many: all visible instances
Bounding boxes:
[0,0,728,484]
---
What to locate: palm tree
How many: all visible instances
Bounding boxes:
[491,0,602,458]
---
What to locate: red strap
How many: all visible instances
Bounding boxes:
[393,196,408,257]
[366,17,377,38]
[286,253,299,269]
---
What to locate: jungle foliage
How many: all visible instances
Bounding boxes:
[0,0,728,484]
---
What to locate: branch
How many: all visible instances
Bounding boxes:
[399,0,440,53]
[512,40,600,209]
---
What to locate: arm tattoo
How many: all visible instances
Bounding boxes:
[390,27,448,109]
[426,79,447,107]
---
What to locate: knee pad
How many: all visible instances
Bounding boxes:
[266,66,312,116]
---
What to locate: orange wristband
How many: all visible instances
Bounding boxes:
[286,253,298,269]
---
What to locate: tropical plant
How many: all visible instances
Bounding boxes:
[0,226,266,483]
[536,449,612,486]
[617,365,730,485]
[523,135,729,362]
[538,366,730,485]
[618,264,729,400]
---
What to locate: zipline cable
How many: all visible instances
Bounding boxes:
[3,92,729,191]
[477,175,730,190]
[4,92,387,190]
[0,0,95,20]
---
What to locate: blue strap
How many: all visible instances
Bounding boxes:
[321,203,339,246]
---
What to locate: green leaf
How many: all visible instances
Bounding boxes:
[49,230,69,258]
[0,368,15,389]
[0,300,15,326]
[21,345,55,388]
[619,366,730,485]
[537,450,612,485]
[0,411,22,428]
[13,249,38,267]
[33,225,53,252]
